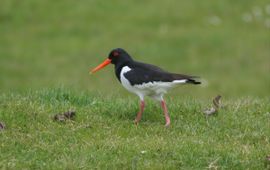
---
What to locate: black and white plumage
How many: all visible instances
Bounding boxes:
[91,48,201,126]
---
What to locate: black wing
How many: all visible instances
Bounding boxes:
[125,61,200,85]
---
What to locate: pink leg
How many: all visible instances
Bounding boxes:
[161,100,170,127]
[134,100,145,124]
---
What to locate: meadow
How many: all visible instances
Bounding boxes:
[0,0,270,169]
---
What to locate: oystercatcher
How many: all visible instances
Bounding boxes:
[90,48,200,126]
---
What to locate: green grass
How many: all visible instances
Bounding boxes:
[1,0,270,169]
[0,89,270,169]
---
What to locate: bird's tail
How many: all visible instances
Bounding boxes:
[186,78,201,85]
[172,73,201,85]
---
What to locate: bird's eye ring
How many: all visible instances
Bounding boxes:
[113,51,119,57]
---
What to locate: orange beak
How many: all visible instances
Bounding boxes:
[90,58,112,74]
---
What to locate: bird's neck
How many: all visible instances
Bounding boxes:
[114,60,134,82]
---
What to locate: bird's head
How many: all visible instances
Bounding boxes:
[90,48,132,74]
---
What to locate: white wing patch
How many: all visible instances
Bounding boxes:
[172,80,187,83]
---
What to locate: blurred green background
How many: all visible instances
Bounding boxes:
[0,0,269,98]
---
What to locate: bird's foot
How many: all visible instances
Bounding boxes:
[134,112,142,125]
[134,119,140,125]
[165,122,170,127]
[164,118,170,127]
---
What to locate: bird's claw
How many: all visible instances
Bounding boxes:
[165,122,170,127]
[164,119,170,127]
[134,119,139,125]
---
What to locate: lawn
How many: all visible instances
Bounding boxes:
[0,0,270,169]
[0,89,270,169]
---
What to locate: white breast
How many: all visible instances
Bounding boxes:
[120,66,135,92]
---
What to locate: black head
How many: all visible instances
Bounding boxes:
[90,48,133,74]
[108,48,133,65]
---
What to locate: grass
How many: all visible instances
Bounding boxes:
[0,89,270,169]
[0,0,270,169]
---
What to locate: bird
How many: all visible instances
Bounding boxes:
[90,48,201,126]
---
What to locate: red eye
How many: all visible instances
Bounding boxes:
[113,51,119,57]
